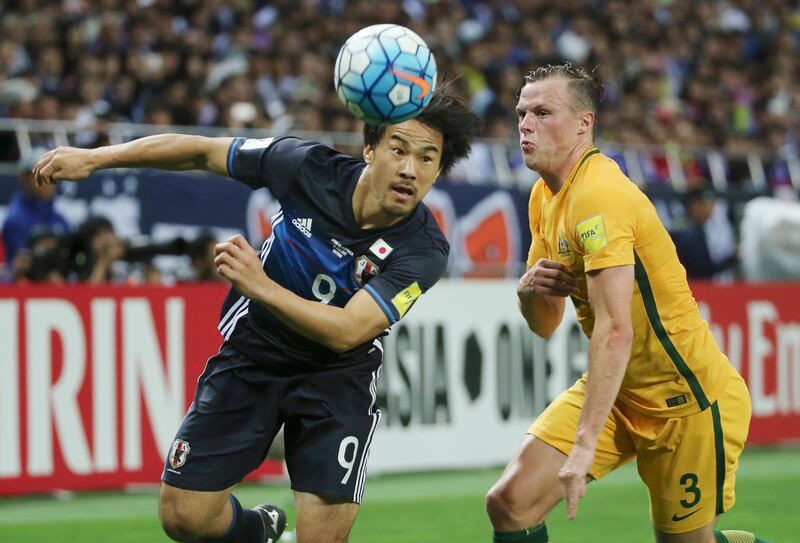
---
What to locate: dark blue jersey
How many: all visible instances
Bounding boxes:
[219,136,449,371]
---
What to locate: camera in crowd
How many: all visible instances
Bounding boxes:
[21,217,202,283]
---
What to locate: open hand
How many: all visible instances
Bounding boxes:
[558,443,595,520]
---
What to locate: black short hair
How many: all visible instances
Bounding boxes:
[78,216,114,243]
[188,230,217,260]
[519,62,602,116]
[682,185,717,205]
[27,227,60,249]
[362,86,482,175]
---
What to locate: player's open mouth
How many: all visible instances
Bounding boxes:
[391,185,415,199]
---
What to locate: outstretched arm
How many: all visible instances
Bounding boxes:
[558,263,634,520]
[33,135,234,185]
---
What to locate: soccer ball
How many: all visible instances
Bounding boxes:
[334,24,437,125]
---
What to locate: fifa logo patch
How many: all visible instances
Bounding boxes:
[354,255,380,286]
[169,439,190,469]
[576,215,607,254]
[391,281,422,318]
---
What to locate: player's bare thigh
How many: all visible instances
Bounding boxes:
[485,435,570,530]
[159,482,235,540]
[294,490,360,543]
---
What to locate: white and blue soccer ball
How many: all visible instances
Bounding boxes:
[334,24,437,125]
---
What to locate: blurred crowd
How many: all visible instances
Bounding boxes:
[0,146,739,284]
[1,152,224,284]
[1,0,798,157]
[2,0,797,283]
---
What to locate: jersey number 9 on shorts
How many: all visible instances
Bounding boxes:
[338,436,360,484]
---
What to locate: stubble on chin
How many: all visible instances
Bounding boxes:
[523,157,539,172]
[380,199,409,218]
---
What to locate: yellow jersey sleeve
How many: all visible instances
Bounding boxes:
[569,178,636,272]
[527,180,548,267]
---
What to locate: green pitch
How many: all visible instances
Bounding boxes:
[1,447,797,543]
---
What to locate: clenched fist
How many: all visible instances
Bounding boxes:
[32,146,97,186]
[517,258,577,299]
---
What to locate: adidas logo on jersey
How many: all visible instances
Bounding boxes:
[292,217,313,238]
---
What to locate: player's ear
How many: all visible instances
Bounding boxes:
[363,144,374,164]
[578,110,595,135]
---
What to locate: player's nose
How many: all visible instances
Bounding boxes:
[398,157,417,180]
[519,113,534,133]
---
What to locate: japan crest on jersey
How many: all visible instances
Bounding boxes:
[169,439,190,469]
[354,255,380,286]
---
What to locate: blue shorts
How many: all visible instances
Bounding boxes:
[162,343,382,503]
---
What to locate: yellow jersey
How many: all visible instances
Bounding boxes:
[527,147,736,417]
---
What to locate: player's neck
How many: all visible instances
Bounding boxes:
[352,168,406,230]
[541,140,594,194]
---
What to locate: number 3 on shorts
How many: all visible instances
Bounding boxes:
[679,472,701,508]
[337,436,360,484]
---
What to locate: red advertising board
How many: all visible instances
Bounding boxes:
[0,282,798,497]
[0,284,281,496]
[692,282,800,444]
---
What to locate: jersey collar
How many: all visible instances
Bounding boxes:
[542,146,599,200]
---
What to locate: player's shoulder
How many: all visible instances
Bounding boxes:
[414,203,449,249]
[584,150,630,184]
[390,203,450,257]
[289,137,363,174]
[238,135,353,163]
[271,136,344,161]
[268,136,364,189]
[574,150,643,202]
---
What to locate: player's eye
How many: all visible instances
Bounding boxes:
[421,156,433,164]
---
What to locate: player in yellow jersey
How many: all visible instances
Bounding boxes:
[484,63,773,543]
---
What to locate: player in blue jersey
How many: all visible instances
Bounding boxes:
[33,89,481,543]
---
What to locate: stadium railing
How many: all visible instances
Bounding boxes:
[2,118,799,193]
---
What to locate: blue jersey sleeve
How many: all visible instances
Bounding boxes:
[362,245,448,325]
[226,136,316,198]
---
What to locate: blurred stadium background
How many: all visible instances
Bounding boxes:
[1,1,799,542]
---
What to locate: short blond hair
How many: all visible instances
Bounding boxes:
[520,62,602,115]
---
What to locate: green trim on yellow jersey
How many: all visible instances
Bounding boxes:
[711,401,725,514]
[633,251,710,410]
[575,148,600,175]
